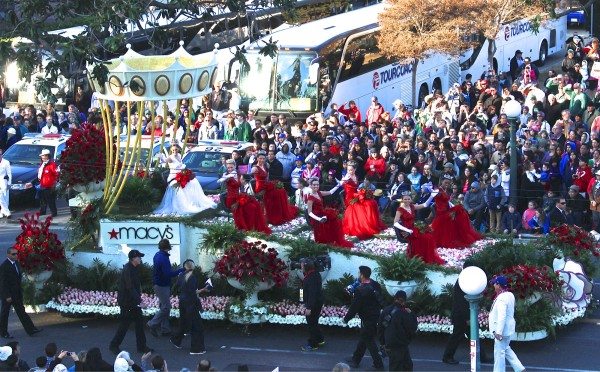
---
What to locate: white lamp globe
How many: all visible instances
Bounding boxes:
[458,266,488,296]
[504,99,522,119]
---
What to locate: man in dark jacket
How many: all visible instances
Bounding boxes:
[148,239,184,337]
[486,175,507,233]
[110,250,153,354]
[378,290,418,371]
[301,259,324,351]
[343,266,384,370]
[442,262,491,365]
[548,197,569,228]
[170,259,208,354]
[0,247,41,337]
[267,150,284,181]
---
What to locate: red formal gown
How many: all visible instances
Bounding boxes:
[398,206,445,265]
[342,179,386,239]
[307,193,353,248]
[253,166,298,225]
[430,190,482,248]
[225,176,271,235]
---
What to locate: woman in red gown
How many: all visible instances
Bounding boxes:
[306,178,353,248]
[394,192,444,265]
[251,152,298,225]
[430,178,482,248]
[220,160,271,235]
[341,162,386,239]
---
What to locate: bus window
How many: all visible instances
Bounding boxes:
[239,53,276,111]
[275,53,317,111]
[338,31,390,82]
[550,29,556,48]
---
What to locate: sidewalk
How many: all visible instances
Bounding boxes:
[4,199,72,226]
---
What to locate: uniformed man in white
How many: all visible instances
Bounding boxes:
[0,149,11,218]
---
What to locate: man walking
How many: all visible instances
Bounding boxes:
[300,259,324,351]
[489,275,525,372]
[378,290,418,371]
[443,261,492,365]
[0,149,11,218]
[343,266,384,370]
[109,250,153,354]
[0,248,42,337]
[147,239,184,337]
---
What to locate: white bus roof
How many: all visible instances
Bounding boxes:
[247,4,383,51]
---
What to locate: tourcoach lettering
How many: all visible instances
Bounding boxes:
[372,64,412,89]
[115,225,174,240]
[504,21,532,41]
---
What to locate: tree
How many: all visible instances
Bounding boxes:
[378,0,481,103]
[0,0,300,102]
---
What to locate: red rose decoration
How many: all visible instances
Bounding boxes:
[13,212,65,274]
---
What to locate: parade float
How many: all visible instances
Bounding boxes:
[34,45,597,341]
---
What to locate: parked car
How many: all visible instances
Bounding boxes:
[182,140,255,192]
[568,10,586,27]
[118,135,171,172]
[5,133,70,204]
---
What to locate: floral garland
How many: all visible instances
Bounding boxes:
[173,169,195,189]
[549,224,600,257]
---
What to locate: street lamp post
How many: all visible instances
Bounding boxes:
[458,266,488,372]
[504,99,522,206]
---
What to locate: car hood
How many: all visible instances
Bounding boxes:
[9,164,38,184]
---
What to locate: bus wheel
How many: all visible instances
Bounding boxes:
[538,41,548,66]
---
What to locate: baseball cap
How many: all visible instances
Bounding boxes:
[39,149,51,157]
[491,275,508,288]
[128,250,145,259]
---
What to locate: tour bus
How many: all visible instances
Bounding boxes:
[460,15,568,80]
[236,3,460,120]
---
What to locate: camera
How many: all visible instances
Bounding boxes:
[346,279,360,294]
[290,256,332,271]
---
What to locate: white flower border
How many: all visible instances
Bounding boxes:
[46,300,586,338]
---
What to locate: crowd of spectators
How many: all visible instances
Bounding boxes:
[1,37,600,236]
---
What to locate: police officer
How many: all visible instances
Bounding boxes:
[378,290,418,371]
[300,259,324,351]
[343,266,384,370]
[109,250,153,355]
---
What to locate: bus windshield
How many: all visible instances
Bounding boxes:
[240,52,318,113]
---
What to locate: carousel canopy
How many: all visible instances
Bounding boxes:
[89,41,219,102]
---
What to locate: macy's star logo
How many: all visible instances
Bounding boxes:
[108,228,119,239]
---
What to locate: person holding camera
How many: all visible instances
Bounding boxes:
[378,290,418,371]
[343,266,385,370]
[169,259,209,355]
[300,259,324,352]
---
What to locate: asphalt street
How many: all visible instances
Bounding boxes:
[2,311,599,372]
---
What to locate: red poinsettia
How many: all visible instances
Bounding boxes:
[14,212,65,274]
[136,169,147,179]
[215,241,288,288]
[495,264,562,299]
[549,224,600,257]
[174,169,195,189]
[59,126,106,187]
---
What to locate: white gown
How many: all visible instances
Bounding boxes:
[153,155,216,215]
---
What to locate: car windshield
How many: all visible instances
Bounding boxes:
[3,144,54,165]
[182,152,224,174]
[120,147,151,165]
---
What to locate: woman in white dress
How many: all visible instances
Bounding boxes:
[153,145,216,215]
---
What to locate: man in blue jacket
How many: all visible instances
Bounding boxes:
[147,239,184,337]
